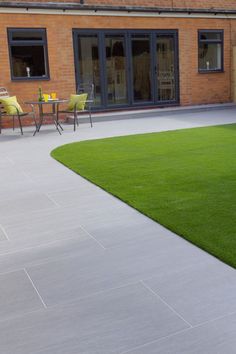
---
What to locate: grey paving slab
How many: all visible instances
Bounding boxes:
[124,312,236,354]
[26,232,215,307]
[47,185,120,207]
[1,108,236,354]
[143,261,236,326]
[0,190,56,217]
[0,157,12,168]
[0,283,188,354]
[0,270,44,321]
[0,206,87,240]
[80,210,176,248]
[0,225,89,255]
[0,199,138,242]
[0,237,102,275]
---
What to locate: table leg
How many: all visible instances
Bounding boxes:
[52,103,62,134]
[54,103,63,131]
[33,104,44,136]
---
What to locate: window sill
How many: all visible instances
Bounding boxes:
[11,77,50,81]
[198,70,224,74]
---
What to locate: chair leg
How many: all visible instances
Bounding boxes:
[13,115,15,131]
[89,107,93,128]
[74,111,76,131]
[33,114,38,131]
[0,114,1,134]
[17,114,23,135]
[55,109,63,131]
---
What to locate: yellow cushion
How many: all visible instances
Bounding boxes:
[67,93,88,111]
[0,96,23,115]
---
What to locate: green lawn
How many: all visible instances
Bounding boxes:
[51,124,236,268]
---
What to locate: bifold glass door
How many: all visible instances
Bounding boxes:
[156,35,177,102]
[105,35,128,105]
[77,34,101,105]
[73,30,179,109]
[131,35,151,103]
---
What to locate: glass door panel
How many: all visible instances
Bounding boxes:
[105,35,127,105]
[131,35,151,102]
[78,35,101,105]
[156,35,176,102]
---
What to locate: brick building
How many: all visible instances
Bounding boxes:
[1,0,236,119]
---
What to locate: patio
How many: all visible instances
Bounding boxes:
[1,107,236,353]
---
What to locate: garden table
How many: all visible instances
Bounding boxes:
[25,99,68,135]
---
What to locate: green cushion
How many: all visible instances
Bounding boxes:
[0,96,23,115]
[68,93,88,111]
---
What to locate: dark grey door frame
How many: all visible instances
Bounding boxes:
[73,29,179,110]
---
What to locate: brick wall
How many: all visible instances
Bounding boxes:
[0,12,233,128]
[2,0,236,10]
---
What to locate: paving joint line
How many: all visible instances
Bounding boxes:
[43,280,142,311]
[79,224,106,250]
[24,268,48,309]
[120,308,236,354]
[5,156,15,165]
[0,224,10,241]
[0,234,87,257]
[140,280,193,328]
[44,192,61,208]
[119,327,192,354]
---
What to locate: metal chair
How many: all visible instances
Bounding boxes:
[0,87,37,135]
[57,83,94,131]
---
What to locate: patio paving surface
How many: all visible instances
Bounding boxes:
[1,107,236,353]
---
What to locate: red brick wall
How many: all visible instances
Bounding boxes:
[2,0,236,9]
[0,12,233,127]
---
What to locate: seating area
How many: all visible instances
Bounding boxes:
[0,87,37,135]
[0,83,94,135]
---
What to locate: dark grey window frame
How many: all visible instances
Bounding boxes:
[198,29,224,73]
[7,28,50,81]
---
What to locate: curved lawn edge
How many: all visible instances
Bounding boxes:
[51,125,236,269]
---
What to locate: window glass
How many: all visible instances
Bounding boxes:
[78,35,101,105]
[199,43,222,71]
[105,35,127,105]
[11,31,44,41]
[131,35,151,102]
[198,30,223,72]
[157,35,176,101]
[199,32,222,41]
[8,28,49,80]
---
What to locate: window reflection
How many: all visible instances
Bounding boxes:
[78,35,101,105]
[157,36,176,101]
[105,36,127,105]
[132,35,151,102]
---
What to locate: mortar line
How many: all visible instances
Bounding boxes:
[5,156,15,165]
[44,192,61,208]
[120,307,236,354]
[140,280,193,328]
[79,224,106,250]
[0,234,85,257]
[119,327,192,354]
[24,268,47,309]
[0,224,10,241]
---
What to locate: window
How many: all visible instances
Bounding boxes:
[8,28,49,80]
[198,30,223,72]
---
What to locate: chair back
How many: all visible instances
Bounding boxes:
[77,83,94,103]
[0,87,9,116]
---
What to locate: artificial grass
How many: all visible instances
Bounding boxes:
[51,124,236,268]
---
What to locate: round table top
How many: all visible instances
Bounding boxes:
[25,99,68,105]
